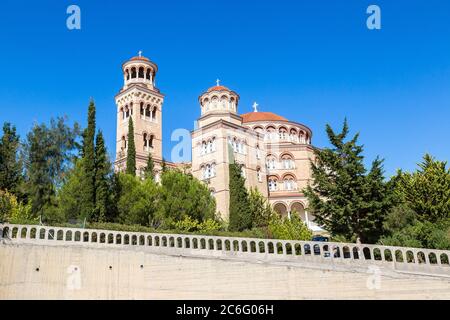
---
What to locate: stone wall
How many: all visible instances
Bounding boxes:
[1,243,449,299]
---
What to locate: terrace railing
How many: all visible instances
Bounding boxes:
[1,223,449,277]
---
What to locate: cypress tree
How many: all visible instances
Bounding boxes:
[144,152,155,180]
[228,162,251,232]
[126,118,136,175]
[0,123,22,196]
[94,131,110,222]
[80,99,96,219]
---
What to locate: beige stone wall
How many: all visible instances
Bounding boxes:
[1,243,449,300]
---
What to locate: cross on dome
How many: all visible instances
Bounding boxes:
[216,79,220,86]
[138,50,143,57]
[252,102,259,112]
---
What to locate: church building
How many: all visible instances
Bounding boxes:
[114,54,322,232]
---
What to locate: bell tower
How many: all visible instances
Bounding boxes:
[114,53,164,176]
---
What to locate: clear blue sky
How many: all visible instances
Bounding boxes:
[0,0,449,177]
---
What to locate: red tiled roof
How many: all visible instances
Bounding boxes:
[207,85,231,92]
[130,56,150,62]
[241,112,288,123]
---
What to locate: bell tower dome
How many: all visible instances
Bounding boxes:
[114,53,165,176]
[197,80,241,128]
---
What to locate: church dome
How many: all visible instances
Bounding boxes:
[129,56,151,62]
[207,85,231,92]
[241,111,288,123]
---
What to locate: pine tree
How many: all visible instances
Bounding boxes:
[0,123,22,195]
[93,131,110,222]
[228,162,251,232]
[79,99,96,219]
[391,154,450,223]
[24,118,79,218]
[304,119,392,243]
[144,152,155,180]
[126,118,136,175]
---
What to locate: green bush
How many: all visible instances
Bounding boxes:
[0,189,38,224]
[268,214,312,241]
[171,216,222,233]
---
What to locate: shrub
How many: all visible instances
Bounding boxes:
[268,214,312,241]
[0,189,38,224]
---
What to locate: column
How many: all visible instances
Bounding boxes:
[305,211,310,228]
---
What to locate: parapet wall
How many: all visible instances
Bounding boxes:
[1,224,449,299]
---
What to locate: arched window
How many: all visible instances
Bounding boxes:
[201,141,207,155]
[283,176,296,191]
[145,105,151,118]
[149,135,154,148]
[232,138,238,153]
[143,133,148,149]
[268,178,278,191]
[256,144,261,159]
[281,154,295,169]
[266,155,276,170]
[151,107,157,121]
[207,140,213,153]
[279,127,288,140]
[138,67,144,78]
[146,69,151,80]
[266,126,276,141]
[299,131,306,144]
[125,106,130,118]
[120,107,124,120]
[121,136,127,150]
[257,167,262,182]
[289,128,298,142]
[140,102,144,116]
[241,165,246,178]
[131,67,137,78]
[126,69,130,80]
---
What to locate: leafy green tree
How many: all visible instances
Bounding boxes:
[79,100,97,219]
[126,118,136,175]
[391,154,450,223]
[304,119,392,243]
[56,159,85,222]
[23,117,79,218]
[248,187,275,228]
[0,123,22,196]
[117,173,159,226]
[156,170,216,228]
[144,152,155,180]
[228,162,251,232]
[94,131,111,222]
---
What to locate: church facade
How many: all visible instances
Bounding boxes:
[114,55,322,232]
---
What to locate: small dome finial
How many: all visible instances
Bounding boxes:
[252,102,259,112]
[216,78,220,86]
[138,50,143,57]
